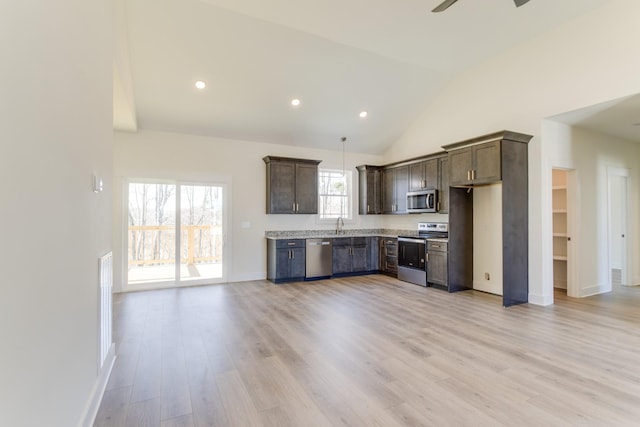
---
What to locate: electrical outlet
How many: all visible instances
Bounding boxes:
[485,272,490,280]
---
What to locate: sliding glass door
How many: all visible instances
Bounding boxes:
[127,181,225,288]
[179,184,224,283]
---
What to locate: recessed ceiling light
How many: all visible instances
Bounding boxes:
[359,111,368,118]
[195,80,206,90]
[291,98,301,107]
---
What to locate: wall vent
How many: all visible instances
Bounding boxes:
[99,252,113,368]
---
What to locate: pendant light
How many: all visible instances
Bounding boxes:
[341,136,346,177]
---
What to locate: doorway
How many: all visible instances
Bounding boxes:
[552,168,575,296]
[607,167,629,288]
[126,181,226,289]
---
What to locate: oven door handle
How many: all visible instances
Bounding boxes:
[398,237,427,244]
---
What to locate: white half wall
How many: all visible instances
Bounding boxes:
[0,1,113,426]
[113,130,384,292]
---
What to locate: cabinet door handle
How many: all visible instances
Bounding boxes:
[367,204,370,213]
[467,170,471,181]
[296,203,299,212]
[287,242,295,246]
[437,202,440,211]
[426,253,429,262]
[471,170,476,181]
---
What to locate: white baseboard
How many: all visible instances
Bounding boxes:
[579,283,609,298]
[78,344,116,427]
[472,280,503,296]
[528,293,554,306]
[229,272,266,282]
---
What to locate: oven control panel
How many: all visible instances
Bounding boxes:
[418,222,448,233]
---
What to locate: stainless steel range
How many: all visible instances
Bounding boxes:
[397,222,448,286]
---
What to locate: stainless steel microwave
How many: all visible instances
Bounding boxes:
[407,189,438,213]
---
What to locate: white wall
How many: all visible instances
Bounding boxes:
[0,1,113,426]
[545,123,640,298]
[113,130,384,292]
[382,0,640,305]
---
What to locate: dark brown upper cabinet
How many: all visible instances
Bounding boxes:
[356,165,382,215]
[448,140,502,186]
[438,155,449,213]
[409,158,439,191]
[382,165,409,214]
[263,156,321,214]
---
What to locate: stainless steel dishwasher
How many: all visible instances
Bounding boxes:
[305,239,333,280]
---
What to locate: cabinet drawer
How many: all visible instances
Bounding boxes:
[275,239,305,248]
[384,256,397,272]
[351,237,367,246]
[332,238,351,247]
[427,241,447,252]
[384,244,397,257]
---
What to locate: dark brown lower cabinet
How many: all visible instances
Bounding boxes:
[267,239,306,283]
[379,238,397,277]
[426,241,448,287]
[332,237,370,276]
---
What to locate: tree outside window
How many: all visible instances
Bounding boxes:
[318,169,352,220]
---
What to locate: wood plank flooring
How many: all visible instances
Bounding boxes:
[95,276,640,426]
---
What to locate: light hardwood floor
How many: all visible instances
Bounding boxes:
[95,276,640,426]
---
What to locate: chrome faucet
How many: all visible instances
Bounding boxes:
[336,217,344,235]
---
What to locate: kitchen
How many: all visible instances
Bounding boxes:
[7,1,640,426]
[264,130,531,307]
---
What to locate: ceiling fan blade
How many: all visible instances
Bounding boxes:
[432,0,459,13]
[514,0,531,6]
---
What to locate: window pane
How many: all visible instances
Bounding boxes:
[179,185,224,281]
[318,169,351,219]
[127,182,177,284]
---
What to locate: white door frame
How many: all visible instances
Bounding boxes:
[564,169,578,298]
[606,166,629,288]
[123,178,229,292]
[549,164,578,299]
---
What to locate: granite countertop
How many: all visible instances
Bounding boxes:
[265,229,417,240]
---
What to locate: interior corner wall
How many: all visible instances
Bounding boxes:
[0,1,113,426]
[112,130,384,292]
[381,0,640,304]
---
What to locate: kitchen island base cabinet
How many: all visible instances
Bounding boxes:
[267,239,306,283]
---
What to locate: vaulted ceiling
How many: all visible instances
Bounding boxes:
[114,0,615,153]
